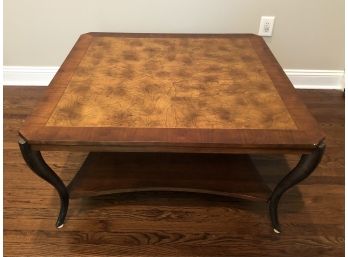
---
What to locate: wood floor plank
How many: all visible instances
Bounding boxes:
[4,87,344,257]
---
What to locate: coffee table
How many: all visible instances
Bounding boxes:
[18,33,325,233]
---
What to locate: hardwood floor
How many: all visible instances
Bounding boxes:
[4,86,344,257]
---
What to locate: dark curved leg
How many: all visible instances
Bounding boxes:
[269,140,326,233]
[18,137,69,228]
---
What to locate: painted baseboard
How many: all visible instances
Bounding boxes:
[3,66,59,86]
[284,69,345,90]
[3,66,345,90]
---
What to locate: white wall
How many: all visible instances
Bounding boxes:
[4,0,345,70]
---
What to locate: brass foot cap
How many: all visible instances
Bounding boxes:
[273,228,280,234]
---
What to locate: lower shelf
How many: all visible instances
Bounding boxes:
[67,152,271,202]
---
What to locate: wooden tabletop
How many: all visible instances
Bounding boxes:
[19,33,324,153]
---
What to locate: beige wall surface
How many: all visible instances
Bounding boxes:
[4,0,344,70]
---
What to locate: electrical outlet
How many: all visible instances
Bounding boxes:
[258,16,275,37]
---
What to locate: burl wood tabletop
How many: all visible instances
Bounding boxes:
[19,33,324,153]
[46,36,296,130]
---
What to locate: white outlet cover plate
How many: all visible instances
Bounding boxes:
[258,16,275,37]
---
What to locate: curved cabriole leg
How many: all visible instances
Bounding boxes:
[18,137,69,228]
[269,140,326,234]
